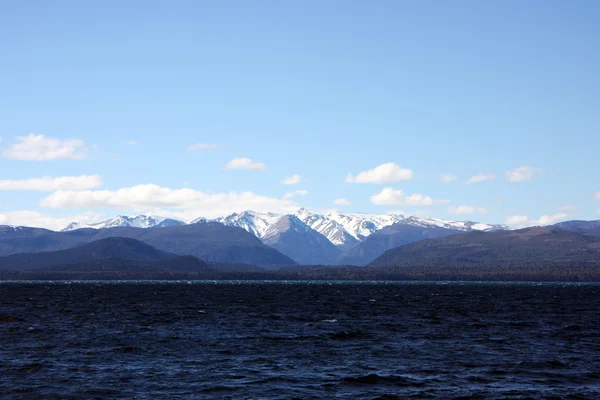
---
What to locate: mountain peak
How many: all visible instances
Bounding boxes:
[263,215,308,238]
[60,214,180,232]
[262,214,340,265]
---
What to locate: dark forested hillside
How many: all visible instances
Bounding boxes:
[0,237,175,270]
[369,227,600,268]
[553,220,600,237]
[338,223,465,265]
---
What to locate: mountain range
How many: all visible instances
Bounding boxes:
[4,226,600,282]
[62,215,185,231]
[0,223,295,267]
[4,210,600,269]
[2,218,600,281]
[59,209,508,265]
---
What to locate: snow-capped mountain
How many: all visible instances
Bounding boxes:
[294,208,359,248]
[262,215,340,265]
[394,216,507,232]
[213,211,282,238]
[318,210,404,241]
[61,209,507,241]
[58,209,509,265]
[293,209,507,247]
[0,225,25,234]
[552,220,600,237]
[61,215,185,232]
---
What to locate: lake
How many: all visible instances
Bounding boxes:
[1,281,599,399]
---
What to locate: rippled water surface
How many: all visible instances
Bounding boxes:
[1,281,600,399]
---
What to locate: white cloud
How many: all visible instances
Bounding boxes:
[223,157,268,171]
[333,198,351,206]
[124,140,138,145]
[448,205,489,215]
[38,184,300,219]
[346,162,413,184]
[465,173,496,184]
[187,143,221,151]
[386,209,407,215]
[504,215,530,227]
[556,205,576,211]
[3,134,87,161]
[440,174,457,183]
[506,166,543,182]
[370,187,449,206]
[595,190,600,200]
[504,213,568,228]
[0,175,102,191]
[536,213,568,225]
[283,190,308,200]
[281,174,302,185]
[0,210,104,231]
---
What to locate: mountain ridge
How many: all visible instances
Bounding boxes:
[368,226,600,268]
[0,237,178,270]
[0,223,296,266]
[262,215,341,265]
[59,209,509,244]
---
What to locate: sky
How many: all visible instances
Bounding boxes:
[1,0,599,230]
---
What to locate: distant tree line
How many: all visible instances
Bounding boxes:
[2,263,600,282]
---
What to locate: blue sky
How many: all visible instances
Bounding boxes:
[1,0,599,229]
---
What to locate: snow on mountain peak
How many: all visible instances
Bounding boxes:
[215,210,282,238]
[262,214,311,239]
[60,214,181,232]
[60,209,508,246]
[323,211,405,241]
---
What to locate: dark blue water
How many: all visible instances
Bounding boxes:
[1,281,599,399]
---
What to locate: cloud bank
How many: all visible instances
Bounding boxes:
[38,184,299,219]
[504,213,568,228]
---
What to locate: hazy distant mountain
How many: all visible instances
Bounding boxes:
[62,215,185,231]
[0,223,295,267]
[261,215,341,265]
[552,220,600,237]
[369,227,600,268]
